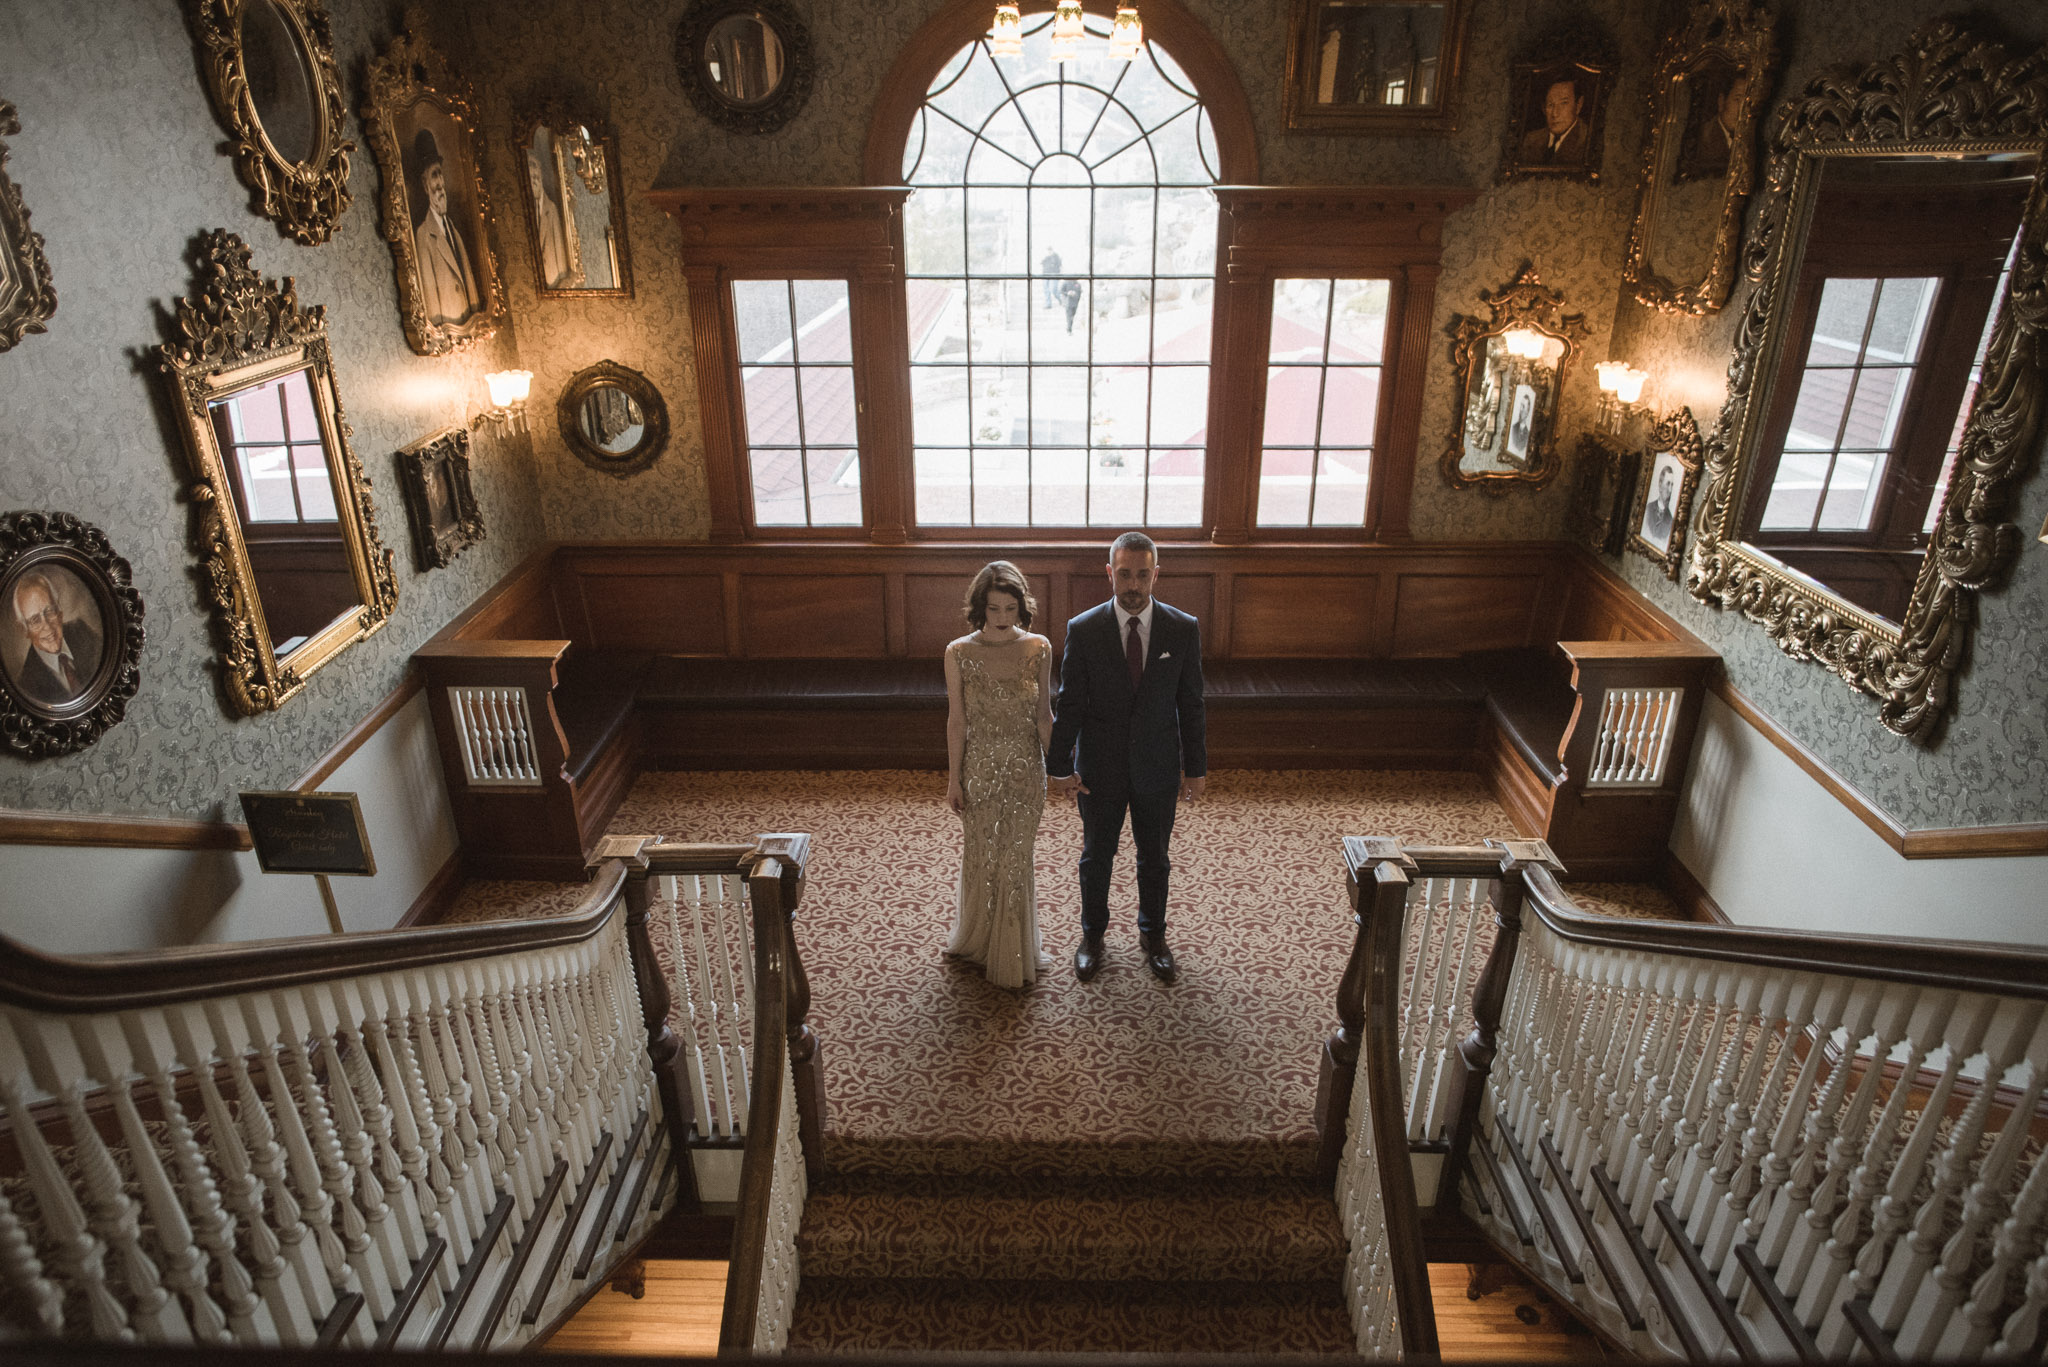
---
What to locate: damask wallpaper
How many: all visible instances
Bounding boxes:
[1606,0,2048,830]
[0,2,549,822]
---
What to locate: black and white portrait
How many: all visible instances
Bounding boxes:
[402,110,484,329]
[1639,450,1684,551]
[1505,383,1537,461]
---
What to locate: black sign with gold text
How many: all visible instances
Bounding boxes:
[240,790,376,877]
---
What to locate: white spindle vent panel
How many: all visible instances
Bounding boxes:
[1585,686,1683,788]
[657,872,756,1141]
[449,686,544,786]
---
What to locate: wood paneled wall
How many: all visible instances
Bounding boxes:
[453,542,1622,663]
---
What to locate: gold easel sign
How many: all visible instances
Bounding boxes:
[240,789,375,933]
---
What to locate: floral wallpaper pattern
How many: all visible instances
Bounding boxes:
[0,1,549,821]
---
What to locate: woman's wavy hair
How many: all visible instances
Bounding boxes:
[963,560,1037,630]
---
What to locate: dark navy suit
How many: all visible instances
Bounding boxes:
[1046,600,1206,939]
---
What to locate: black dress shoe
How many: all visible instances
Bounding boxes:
[1074,936,1105,982]
[1140,932,1177,984]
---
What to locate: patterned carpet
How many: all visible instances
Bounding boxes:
[455,768,1683,1354]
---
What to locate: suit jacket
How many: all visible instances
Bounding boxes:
[415,210,481,326]
[1518,120,1589,166]
[1047,600,1206,795]
[12,619,102,707]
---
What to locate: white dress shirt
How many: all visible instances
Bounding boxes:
[1115,598,1155,671]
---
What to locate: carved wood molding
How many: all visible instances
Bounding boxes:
[183,0,355,244]
[0,99,57,350]
[1688,19,2048,741]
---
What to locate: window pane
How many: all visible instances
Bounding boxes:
[1818,450,1883,531]
[1149,107,1209,184]
[1080,102,1145,174]
[1154,279,1211,362]
[910,280,967,361]
[927,46,1008,131]
[1089,448,1145,526]
[915,448,973,524]
[1328,280,1390,363]
[1271,279,1331,361]
[909,113,975,186]
[1060,83,1109,155]
[968,279,1023,363]
[971,365,1029,444]
[1090,366,1148,448]
[966,188,1029,272]
[970,102,1040,182]
[1866,276,1937,360]
[1759,450,1829,531]
[1151,364,1208,447]
[1159,189,1215,275]
[905,187,966,274]
[1264,366,1322,445]
[912,366,970,446]
[792,281,851,361]
[1311,450,1371,526]
[799,366,858,445]
[742,366,801,445]
[279,370,319,436]
[1148,448,1205,525]
[1091,278,1151,364]
[239,446,298,521]
[750,448,807,525]
[292,445,337,521]
[1033,275,1090,360]
[1783,367,1850,450]
[733,281,792,363]
[1256,450,1312,526]
[1095,187,1154,275]
[233,381,288,443]
[1320,367,1382,447]
[1034,447,1088,523]
[1807,278,1876,365]
[808,451,863,525]
[1842,365,1910,451]
[974,449,1030,524]
[1031,366,1088,445]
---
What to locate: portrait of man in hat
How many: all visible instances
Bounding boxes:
[409,126,482,328]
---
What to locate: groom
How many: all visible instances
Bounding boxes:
[1048,532,1207,984]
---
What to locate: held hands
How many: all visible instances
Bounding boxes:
[1049,773,1088,801]
[1181,774,1206,803]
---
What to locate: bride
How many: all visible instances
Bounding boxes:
[944,561,1056,988]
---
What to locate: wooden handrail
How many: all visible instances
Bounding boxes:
[720,851,793,1353]
[0,861,629,1013]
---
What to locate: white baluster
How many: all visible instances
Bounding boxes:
[0,1177,65,1336]
[1951,1121,2048,1357]
[0,1068,132,1339]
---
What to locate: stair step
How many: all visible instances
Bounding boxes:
[824,1133,1319,1180]
[799,1173,1345,1283]
[788,1276,1356,1354]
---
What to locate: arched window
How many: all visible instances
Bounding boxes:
[899,14,1219,529]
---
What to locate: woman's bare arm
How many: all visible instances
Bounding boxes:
[1036,635,1055,750]
[945,641,967,814]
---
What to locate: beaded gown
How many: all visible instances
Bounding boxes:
[947,634,1054,989]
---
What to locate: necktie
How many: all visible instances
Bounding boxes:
[60,654,80,694]
[1126,616,1144,692]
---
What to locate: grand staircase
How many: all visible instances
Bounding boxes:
[789,1140,1353,1353]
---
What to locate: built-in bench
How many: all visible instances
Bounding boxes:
[413,542,1717,880]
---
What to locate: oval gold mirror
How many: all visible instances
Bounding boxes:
[558,360,669,477]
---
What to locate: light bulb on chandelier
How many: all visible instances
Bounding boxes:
[1107,4,1145,60]
[989,3,1023,56]
[1049,0,1085,63]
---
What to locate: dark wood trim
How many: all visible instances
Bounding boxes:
[395,848,467,930]
[1658,847,1733,925]
[522,1131,616,1326]
[1653,1199,1761,1362]
[718,852,795,1353]
[1589,1162,1708,1362]
[472,1158,570,1348]
[290,672,424,791]
[1709,677,2048,858]
[1538,1132,1643,1330]
[1494,1119,1583,1286]
[372,1236,447,1351]
[0,809,252,852]
[861,0,1259,186]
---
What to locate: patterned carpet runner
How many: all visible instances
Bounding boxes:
[454,769,1682,1353]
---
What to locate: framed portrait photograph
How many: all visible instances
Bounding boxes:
[1504,383,1537,463]
[1499,55,1613,183]
[1672,54,1744,184]
[1283,0,1470,135]
[1627,407,1704,580]
[398,425,485,571]
[0,511,144,757]
[361,28,505,356]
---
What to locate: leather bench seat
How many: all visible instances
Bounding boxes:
[1466,647,1573,786]
[553,650,652,783]
[639,657,946,709]
[1202,658,1486,706]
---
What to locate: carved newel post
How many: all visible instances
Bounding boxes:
[756,833,824,1178]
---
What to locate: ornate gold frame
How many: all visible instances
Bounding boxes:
[1688,19,2048,740]
[1280,0,1472,137]
[512,100,634,301]
[360,26,505,356]
[557,360,670,478]
[0,99,57,351]
[1621,0,1775,315]
[397,425,484,571]
[184,0,354,245]
[156,231,398,716]
[1628,407,1704,581]
[1441,263,1589,494]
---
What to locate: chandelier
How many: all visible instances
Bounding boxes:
[989,4,1144,62]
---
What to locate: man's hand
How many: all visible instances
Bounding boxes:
[1049,773,1088,801]
[1181,774,1206,803]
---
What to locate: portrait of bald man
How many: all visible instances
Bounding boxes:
[6,567,103,708]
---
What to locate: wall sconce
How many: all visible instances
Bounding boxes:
[989,3,1022,56]
[1595,360,1651,435]
[473,369,533,434]
[1501,327,1547,360]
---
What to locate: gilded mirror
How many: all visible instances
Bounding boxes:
[1442,263,1589,492]
[1282,0,1471,136]
[514,103,632,299]
[0,99,57,351]
[158,231,398,716]
[1623,0,1774,314]
[186,0,354,244]
[558,361,669,478]
[1689,20,2048,739]
[676,0,815,135]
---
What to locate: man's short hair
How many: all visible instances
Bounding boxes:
[11,571,56,624]
[1109,531,1157,564]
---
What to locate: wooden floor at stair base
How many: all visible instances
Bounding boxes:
[541,1260,1599,1359]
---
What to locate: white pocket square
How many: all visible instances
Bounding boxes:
[1159,652,1173,659]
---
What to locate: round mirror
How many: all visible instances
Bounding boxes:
[239,0,322,166]
[704,14,786,107]
[558,360,669,477]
